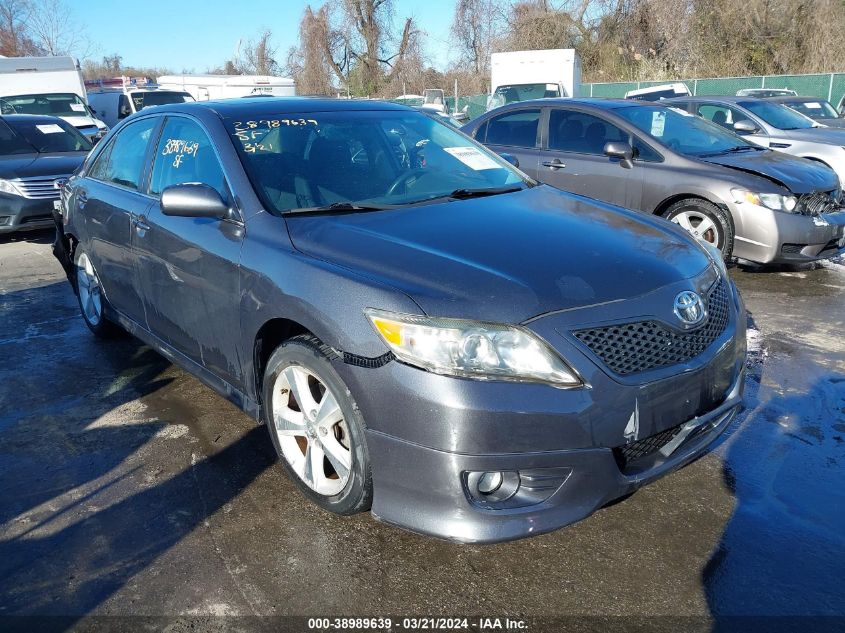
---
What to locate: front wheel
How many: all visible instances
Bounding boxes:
[262,335,372,515]
[662,198,734,260]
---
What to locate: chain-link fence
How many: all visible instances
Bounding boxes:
[392,72,845,123]
[584,72,845,105]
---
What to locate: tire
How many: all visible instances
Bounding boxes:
[262,334,372,515]
[661,198,734,260]
[73,248,123,338]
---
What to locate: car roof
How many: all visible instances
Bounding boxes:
[492,98,664,110]
[0,113,66,124]
[146,96,414,119]
[763,95,826,103]
[664,95,755,104]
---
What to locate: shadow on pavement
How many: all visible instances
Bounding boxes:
[704,331,845,624]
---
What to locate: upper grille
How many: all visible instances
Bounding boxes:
[797,190,839,216]
[12,176,64,200]
[573,278,730,376]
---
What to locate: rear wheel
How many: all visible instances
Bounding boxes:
[662,198,734,259]
[262,334,372,515]
[74,249,122,338]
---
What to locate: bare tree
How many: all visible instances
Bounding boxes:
[27,0,93,57]
[0,0,41,56]
[285,5,337,95]
[449,0,502,75]
[238,29,279,75]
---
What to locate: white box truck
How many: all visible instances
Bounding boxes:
[156,74,296,101]
[488,49,581,111]
[0,56,108,141]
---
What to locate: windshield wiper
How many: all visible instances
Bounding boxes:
[283,201,398,216]
[699,146,761,157]
[449,186,523,199]
[406,185,524,206]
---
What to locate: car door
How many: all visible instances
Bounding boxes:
[475,107,542,180]
[134,114,245,388]
[694,102,770,147]
[537,107,643,209]
[76,116,160,327]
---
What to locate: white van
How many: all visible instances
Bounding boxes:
[156,74,295,101]
[624,83,692,101]
[0,56,108,141]
[86,77,194,128]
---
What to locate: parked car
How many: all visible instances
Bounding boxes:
[667,96,845,186]
[624,83,691,101]
[86,78,194,128]
[462,99,845,264]
[735,88,796,98]
[762,95,845,128]
[0,114,91,234]
[54,98,746,543]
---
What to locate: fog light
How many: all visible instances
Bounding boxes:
[477,471,503,495]
[0,216,10,226]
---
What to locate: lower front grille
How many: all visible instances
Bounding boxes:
[573,278,730,376]
[20,214,53,225]
[781,243,805,254]
[613,424,683,473]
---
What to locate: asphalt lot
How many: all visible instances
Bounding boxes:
[0,229,843,629]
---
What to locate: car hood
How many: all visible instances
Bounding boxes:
[699,149,838,193]
[816,118,845,129]
[286,186,711,323]
[780,126,845,144]
[0,153,87,179]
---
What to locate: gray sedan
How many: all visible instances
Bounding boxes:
[463,99,845,264]
[54,98,745,543]
[667,96,845,185]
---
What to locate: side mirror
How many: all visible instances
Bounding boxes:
[604,141,634,168]
[160,183,231,219]
[733,119,759,134]
[498,152,519,168]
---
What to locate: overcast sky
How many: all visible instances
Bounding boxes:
[75,0,457,73]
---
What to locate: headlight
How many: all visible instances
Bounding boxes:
[731,188,797,212]
[365,309,582,387]
[0,179,24,197]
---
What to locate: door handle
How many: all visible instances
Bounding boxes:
[133,216,151,232]
[542,159,565,170]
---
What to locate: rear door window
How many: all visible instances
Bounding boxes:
[88,117,158,190]
[548,109,627,155]
[484,109,541,148]
[148,117,226,198]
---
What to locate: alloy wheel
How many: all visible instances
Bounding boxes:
[271,364,352,496]
[670,210,719,246]
[76,252,103,326]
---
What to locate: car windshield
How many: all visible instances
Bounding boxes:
[0,117,92,154]
[0,93,90,118]
[227,109,528,213]
[490,83,561,108]
[784,99,840,120]
[129,91,194,111]
[738,100,814,129]
[614,104,756,157]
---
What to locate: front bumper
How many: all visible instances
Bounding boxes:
[730,202,845,264]
[334,275,746,543]
[0,194,56,234]
[364,371,743,543]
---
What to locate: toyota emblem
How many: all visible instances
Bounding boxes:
[673,291,706,327]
